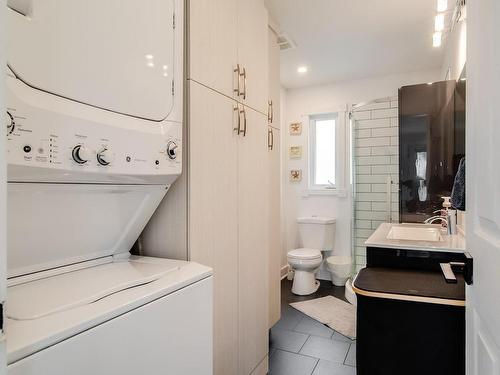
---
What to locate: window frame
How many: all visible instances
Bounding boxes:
[309,112,339,190]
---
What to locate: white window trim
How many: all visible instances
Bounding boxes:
[306,108,348,195]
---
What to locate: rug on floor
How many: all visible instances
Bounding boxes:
[290,295,356,340]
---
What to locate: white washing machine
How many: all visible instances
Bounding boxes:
[4,1,213,374]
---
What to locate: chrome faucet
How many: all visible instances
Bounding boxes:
[424,216,448,225]
[425,214,457,235]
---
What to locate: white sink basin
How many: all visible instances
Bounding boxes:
[386,226,444,242]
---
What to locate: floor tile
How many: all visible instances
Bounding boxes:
[294,316,334,339]
[312,359,357,375]
[332,331,355,343]
[270,328,310,353]
[270,347,277,358]
[344,343,356,367]
[269,350,319,375]
[299,335,350,363]
[273,305,304,331]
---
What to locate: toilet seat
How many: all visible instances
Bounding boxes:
[287,248,322,260]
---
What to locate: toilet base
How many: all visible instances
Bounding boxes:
[292,271,320,295]
[331,274,349,287]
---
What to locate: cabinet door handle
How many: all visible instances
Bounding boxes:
[240,107,247,137]
[268,100,274,123]
[240,67,247,100]
[233,105,241,135]
[268,127,274,150]
[233,64,241,97]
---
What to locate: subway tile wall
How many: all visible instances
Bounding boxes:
[353,98,399,271]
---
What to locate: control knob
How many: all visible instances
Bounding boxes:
[72,145,91,164]
[97,147,114,166]
[6,111,14,135]
[166,141,178,160]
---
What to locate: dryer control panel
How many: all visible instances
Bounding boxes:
[6,74,182,185]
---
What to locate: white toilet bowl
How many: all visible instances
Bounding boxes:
[287,248,323,295]
[326,256,352,287]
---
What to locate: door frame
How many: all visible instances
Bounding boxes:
[1,0,8,373]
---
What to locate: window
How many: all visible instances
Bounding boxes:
[309,113,337,189]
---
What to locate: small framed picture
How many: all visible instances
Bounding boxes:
[290,122,302,135]
[289,146,302,159]
[290,169,302,182]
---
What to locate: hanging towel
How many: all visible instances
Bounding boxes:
[451,157,466,211]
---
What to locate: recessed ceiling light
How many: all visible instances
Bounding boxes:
[435,14,445,31]
[437,0,447,12]
[297,66,308,74]
[433,32,442,47]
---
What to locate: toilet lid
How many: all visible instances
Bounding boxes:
[288,248,322,260]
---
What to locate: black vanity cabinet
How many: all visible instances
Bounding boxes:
[399,80,465,222]
[354,247,466,375]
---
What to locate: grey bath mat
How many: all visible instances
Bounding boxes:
[290,296,356,340]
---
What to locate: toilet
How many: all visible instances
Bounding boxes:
[287,216,337,295]
[326,256,352,287]
[287,248,323,295]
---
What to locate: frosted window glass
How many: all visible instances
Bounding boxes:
[313,119,336,185]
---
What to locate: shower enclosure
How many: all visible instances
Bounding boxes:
[350,97,399,272]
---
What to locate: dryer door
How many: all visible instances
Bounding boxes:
[7,0,175,122]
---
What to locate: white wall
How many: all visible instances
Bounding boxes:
[282,68,441,279]
[441,19,467,80]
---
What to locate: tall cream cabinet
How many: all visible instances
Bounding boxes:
[267,27,282,329]
[189,80,269,375]
[188,0,268,115]
[141,1,279,374]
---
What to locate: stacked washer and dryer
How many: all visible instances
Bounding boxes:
[4,1,213,374]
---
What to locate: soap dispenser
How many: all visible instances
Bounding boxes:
[441,196,457,235]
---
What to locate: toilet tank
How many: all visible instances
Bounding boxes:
[297,216,336,251]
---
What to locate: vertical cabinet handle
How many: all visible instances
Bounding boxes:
[240,107,247,137]
[233,105,241,135]
[268,100,274,124]
[233,64,241,97]
[240,67,247,100]
[268,127,274,150]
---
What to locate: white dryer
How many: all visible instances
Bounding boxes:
[4,1,213,374]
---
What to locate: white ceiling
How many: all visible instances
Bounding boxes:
[266,0,445,89]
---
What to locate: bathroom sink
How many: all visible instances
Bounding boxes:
[386,226,444,242]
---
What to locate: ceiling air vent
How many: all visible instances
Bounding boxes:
[276,33,297,51]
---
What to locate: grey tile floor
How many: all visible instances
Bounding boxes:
[269,280,356,375]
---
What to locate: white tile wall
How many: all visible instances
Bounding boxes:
[353,97,399,271]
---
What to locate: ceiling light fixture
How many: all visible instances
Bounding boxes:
[433,32,442,47]
[435,13,445,31]
[297,66,308,74]
[437,0,448,12]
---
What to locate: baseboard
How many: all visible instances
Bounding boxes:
[280,264,289,280]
